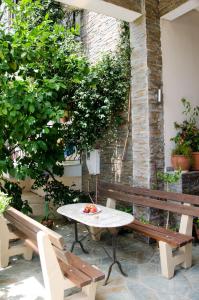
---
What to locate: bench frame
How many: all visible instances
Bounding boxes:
[37,231,97,300]
[0,208,104,300]
[0,215,34,268]
[106,197,193,279]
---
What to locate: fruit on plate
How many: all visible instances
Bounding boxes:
[83,204,97,214]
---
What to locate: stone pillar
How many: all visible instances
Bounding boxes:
[130,0,164,189]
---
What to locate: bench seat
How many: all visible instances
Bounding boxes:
[127,220,193,248]
[98,180,199,279]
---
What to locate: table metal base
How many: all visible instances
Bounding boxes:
[70,222,89,254]
[70,222,127,285]
[104,233,127,285]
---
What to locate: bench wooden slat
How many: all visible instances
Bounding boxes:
[128,222,179,247]
[65,252,105,282]
[59,260,92,288]
[128,220,193,247]
[99,181,199,205]
[131,220,193,246]
[5,207,64,250]
[6,213,37,240]
[99,187,199,217]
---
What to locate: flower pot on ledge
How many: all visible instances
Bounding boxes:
[171,155,191,171]
[192,152,199,171]
[41,218,54,229]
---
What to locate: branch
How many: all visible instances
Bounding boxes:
[45,169,58,182]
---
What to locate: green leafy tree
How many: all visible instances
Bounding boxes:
[0,0,90,180]
[0,0,130,209]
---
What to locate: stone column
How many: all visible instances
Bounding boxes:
[130,0,164,189]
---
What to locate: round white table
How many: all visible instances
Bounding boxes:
[57,203,134,285]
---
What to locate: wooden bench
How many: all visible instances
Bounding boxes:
[0,207,105,300]
[98,181,199,279]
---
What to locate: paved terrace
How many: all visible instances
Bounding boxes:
[1,222,199,300]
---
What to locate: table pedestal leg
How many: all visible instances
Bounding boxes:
[104,233,127,285]
[70,222,89,254]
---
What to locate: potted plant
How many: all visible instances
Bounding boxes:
[0,192,12,214]
[41,200,55,229]
[157,170,181,229]
[192,132,199,170]
[171,142,192,171]
[171,99,199,170]
[193,218,199,240]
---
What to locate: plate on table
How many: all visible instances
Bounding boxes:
[81,205,102,215]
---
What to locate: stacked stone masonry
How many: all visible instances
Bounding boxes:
[81,11,120,64]
[81,10,133,191]
[80,0,191,191]
[130,0,164,188]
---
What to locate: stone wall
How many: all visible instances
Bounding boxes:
[81,10,133,192]
[81,1,165,192]
[81,11,120,64]
[130,0,164,188]
[159,0,188,16]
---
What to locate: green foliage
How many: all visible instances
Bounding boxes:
[65,53,130,150]
[194,217,199,229]
[157,170,181,185]
[0,0,85,180]
[0,0,130,183]
[139,216,150,225]
[0,180,32,214]
[117,204,132,214]
[171,143,192,157]
[171,99,199,152]
[33,173,92,209]
[157,170,181,192]
[0,191,11,213]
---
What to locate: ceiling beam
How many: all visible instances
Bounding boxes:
[161,0,199,20]
[104,0,141,13]
[57,0,141,22]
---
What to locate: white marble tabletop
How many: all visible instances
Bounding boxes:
[57,203,134,228]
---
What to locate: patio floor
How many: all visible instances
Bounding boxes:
[1,222,199,300]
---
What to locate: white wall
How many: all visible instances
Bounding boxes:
[161,10,199,167]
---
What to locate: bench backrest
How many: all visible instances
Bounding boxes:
[4,206,64,251]
[98,181,199,217]
[4,206,105,287]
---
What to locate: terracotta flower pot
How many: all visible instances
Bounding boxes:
[192,152,199,171]
[171,155,191,171]
[41,219,54,229]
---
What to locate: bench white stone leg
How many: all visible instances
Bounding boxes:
[0,215,10,268]
[82,282,97,300]
[181,243,192,269]
[159,241,192,279]
[37,231,98,300]
[89,227,102,241]
[0,215,33,268]
[159,241,174,279]
[37,231,65,300]
[23,246,34,261]
[159,210,193,279]
[179,212,193,270]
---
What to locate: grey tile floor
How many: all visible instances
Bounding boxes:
[1,222,199,300]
